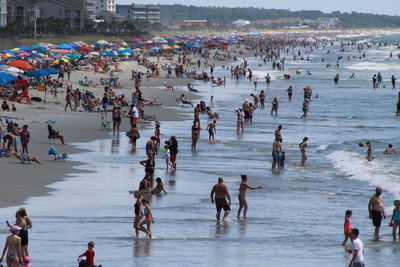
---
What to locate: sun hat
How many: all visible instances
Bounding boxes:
[10,225,22,232]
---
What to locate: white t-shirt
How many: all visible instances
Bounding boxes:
[131,106,139,118]
[352,238,364,263]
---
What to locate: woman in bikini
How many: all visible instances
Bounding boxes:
[112,106,121,135]
[132,191,149,237]
[17,208,32,258]
[154,124,161,152]
[191,121,200,151]
[271,97,279,116]
[140,155,155,179]
[259,90,265,108]
[237,174,262,219]
[0,225,23,267]
[19,125,30,155]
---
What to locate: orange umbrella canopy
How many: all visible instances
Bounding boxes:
[7,60,35,70]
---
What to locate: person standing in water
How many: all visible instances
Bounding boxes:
[206,120,217,142]
[300,99,309,119]
[368,187,385,237]
[210,177,231,222]
[237,174,262,219]
[0,226,22,267]
[366,142,373,161]
[271,97,279,116]
[265,73,271,88]
[191,121,200,151]
[348,229,365,267]
[272,137,282,170]
[259,90,265,108]
[287,86,293,102]
[299,137,308,167]
[391,75,396,89]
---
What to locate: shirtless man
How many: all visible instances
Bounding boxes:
[368,187,385,236]
[0,226,23,267]
[206,120,217,142]
[272,137,282,170]
[383,144,397,154]
[299,137,308,167]
[210,177,231,222]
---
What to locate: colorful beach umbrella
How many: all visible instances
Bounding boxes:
[7,60,34,70]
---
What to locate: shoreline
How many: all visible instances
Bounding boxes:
[0,50,237,208]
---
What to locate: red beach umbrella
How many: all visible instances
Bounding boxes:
[7,60,35,70]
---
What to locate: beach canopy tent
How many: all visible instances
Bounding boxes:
[41,67,59,74]
[27,69,51,77]
[7,60,34,70]
[56,44,73,50]
[0,71,17,85]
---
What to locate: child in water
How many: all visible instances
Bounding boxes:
[279,151,286,169]
[162,144,172,171]
[139,199,154,238]
[79,241,96,267]
[390,200,400,240]
[152,177,168,194]
[342,210,352,246]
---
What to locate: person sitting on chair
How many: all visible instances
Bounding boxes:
[180,94,194,107]
[47,124,65,145]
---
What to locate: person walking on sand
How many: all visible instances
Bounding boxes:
[210,177,231,222]
[348,229,365,267]
[0,226,23,267]
[206,120,216,142]
[368,186,385,237]
[237,174,262,219]
[299,137,308,167]
[112,106,121,135]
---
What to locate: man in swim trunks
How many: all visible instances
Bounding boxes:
[272,137,282,170]
[210,177,231,222]
[368,187,385,236]
[206,120,216,142]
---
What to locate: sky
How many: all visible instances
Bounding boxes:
[117,0,400,16]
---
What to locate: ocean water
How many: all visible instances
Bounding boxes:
[1,35,400,266]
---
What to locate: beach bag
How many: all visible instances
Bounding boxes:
[125,131,132,138]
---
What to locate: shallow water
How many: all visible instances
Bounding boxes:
[1,35,400,266]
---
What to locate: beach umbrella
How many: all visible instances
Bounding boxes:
[133,48,141,52]
[106,50,118,56]
[27,69,50,77]
[96,40,109,46]
[88,52,100,56]
[0,52,15,58]
[56,44,73,50]
[18,46,34,52]
[52,57,69,64]
[66,54,80,60]
[7,60,34,70]
[43,57,54,61]
[0,71,16,85]
[132,38,141,42]
[42,68,59,74]
[37,47,49,52]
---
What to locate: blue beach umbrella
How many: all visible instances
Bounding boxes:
[27,69,50,77]
[41,67,59,74]
[0,71,16,85]
[56,44,73,50]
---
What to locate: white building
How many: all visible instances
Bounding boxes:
[232,19,250,27]
[94,0,116,14]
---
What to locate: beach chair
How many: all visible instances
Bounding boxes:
[48,146,68,161]
[19,150,31,164]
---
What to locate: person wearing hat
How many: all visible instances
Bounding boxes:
[0,225,23,267]
[368,187,385,236]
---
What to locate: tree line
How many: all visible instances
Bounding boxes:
[158,4,400,28]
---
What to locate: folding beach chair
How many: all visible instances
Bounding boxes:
[19,150,31,164]
[48,146,68,161]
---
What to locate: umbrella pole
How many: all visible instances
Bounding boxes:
[44,86,47,104]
